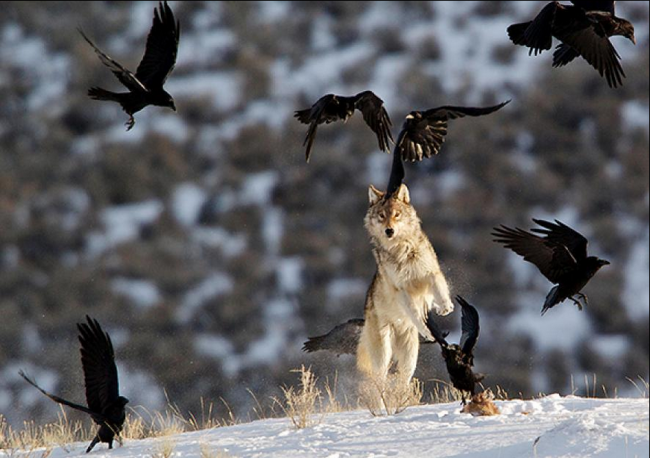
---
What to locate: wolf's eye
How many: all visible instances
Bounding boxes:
[378,212,386,221]
[394,212,401,219]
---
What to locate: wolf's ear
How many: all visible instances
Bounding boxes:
[368,185,385,206]
[396,184,410,204]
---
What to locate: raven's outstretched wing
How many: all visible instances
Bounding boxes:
[507,2,558,55]
[425,311,450,347]
[303,319,365,356]
[457,296,480,358]
[385,145,405,197]
[78,29,147,93]
[135,1,180,88]
[531,219,589,263]
[396,101,510,162]
[18,370,104,422]
[492,223,578,283]
[295,94,340,163]
[78,316,120,419]
[552,43,581,67]
[554,19,625,88]
[353,91,394,154]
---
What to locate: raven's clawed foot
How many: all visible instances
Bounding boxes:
[570,293,588,311]
[125,116,135,131]
[569,297,582,310]
[577,293,589,308]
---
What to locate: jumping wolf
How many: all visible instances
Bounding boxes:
[357,183,454,384]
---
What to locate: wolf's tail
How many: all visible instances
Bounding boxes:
[541,286,560,316]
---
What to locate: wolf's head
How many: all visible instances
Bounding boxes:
[364,184,421,246]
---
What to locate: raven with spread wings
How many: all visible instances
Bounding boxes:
[385,101,510,195]
[507,1,635,88]
[296,92,508,194]
[493,219,610,315]
[426,296,484,405]
[394,101,510,163]
[302,318,436,356]
[80,1,180,130]
[295,91,394,163]
[19,316,128,453]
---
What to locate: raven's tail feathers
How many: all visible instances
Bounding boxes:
[542,286,560,316]
[86,436,100,453]
[88,87,120,102]
[302,335,327,353]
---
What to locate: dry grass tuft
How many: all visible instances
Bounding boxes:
[425,379,463,404]
[151,439,176,458]
[0,395,230,452]
[323,373,346,414]
[277,366,324,429]
[359,375,423,417]
[123,395,227,441]
[0,408,90,452]
[627,376,649,399]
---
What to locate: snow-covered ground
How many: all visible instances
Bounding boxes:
[10,396,648,458]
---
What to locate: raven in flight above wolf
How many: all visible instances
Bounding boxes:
[507,1,635,88]
[492,219,610,315]
[295,91,394,163]
[80,1,180,130]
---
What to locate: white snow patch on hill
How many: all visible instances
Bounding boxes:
[8,396,647,458]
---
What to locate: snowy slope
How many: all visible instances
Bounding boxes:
[13,396,649,458]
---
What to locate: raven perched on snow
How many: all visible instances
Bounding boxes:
[507,1,636,88]
[19,316,128,453]
[426,296,484,405]
[492,219,610,315]
[80,1,180,130]
[295,91,394,162]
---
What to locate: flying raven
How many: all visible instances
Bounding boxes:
[382,101,510,196]
[19,316,128,453]
[302,319,365,356]
[394,101,510,163]
[302,318,436,356]
[507,1,635,88]
[426,296,484,405]
[492,219,610,315]
[295,91,394,162]
[80,1,180,130]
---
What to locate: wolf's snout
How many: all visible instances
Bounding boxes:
[385,228,395,238]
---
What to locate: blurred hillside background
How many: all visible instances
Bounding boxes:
[0,1,648,427]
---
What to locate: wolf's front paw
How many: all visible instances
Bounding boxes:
[433,300,454,316]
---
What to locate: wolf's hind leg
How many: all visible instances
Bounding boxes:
[356,320,391,380]
[393,326,419,383]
